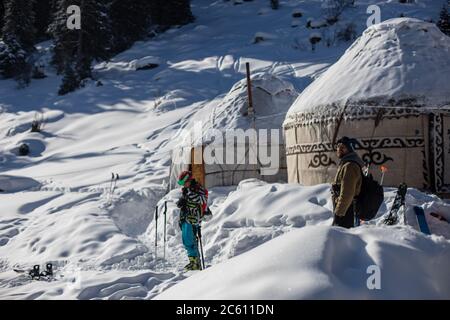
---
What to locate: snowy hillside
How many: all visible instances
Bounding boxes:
[1,0,449,300]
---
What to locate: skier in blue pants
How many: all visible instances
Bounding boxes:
[176,171,208,271]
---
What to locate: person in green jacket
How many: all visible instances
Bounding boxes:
[332,137,365,228]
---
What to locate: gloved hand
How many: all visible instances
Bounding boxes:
[331,183,341,197]
[176,198,187,209]
[200,208,212,222]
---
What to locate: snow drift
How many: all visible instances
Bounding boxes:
[156,224,450,300]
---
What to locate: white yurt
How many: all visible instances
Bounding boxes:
[283,18,450,193]
[170,73,298,189]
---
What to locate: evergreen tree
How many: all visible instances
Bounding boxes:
[48,0,77,74]
[0,0,5,37]
[437,3,450,36]
[76,0,111,77]
[109,0,151,53]
[58,62,79,95]
[50,0,112,94]
[0,38,28,80]
[0,0,35,83]
[33,0,53,41]
[270,0,279,10]
[150,0,194,27]
[2,0,35,51]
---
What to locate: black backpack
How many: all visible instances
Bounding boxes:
[354,171,384,221]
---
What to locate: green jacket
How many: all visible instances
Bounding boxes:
[332,158,363,217]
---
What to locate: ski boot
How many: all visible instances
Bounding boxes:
[29,265,40,280]
[185,256,201,271]
[40,263,53,277]
[184,260,192,270]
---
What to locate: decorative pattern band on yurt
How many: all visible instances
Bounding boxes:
[284,106,450,192]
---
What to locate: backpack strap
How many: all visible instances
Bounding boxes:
[341,159,365,177]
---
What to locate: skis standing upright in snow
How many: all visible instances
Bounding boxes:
[413,206,431,235]
[383,183,408,225]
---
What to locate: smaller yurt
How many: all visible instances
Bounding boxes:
[283,18,450,193]
[170,73,298,189]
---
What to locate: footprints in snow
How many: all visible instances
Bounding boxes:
[308,196,328,207]
[0,218,27,247]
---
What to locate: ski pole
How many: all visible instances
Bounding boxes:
[198,226,205,270]
[111,173,119,194]
[108,173,114,193]
[155,205,158,261]
[163,201,167,260]
[108,173,119,204]
[195,210,205,270]
[107,173,114,203]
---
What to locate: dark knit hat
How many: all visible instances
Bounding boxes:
[336,136,355,152]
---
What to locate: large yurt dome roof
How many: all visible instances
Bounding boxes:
[287,18,450,116]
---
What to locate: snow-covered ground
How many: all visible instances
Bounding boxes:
[0,0,449,299]
[1,180,448,299]
[157,225,450,300]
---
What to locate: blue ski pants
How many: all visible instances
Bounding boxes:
[181,221,199,257]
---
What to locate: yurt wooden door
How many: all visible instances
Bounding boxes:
[190,146,205,186]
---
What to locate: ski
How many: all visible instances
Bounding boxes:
[13,268,27,273]
[383,183,407,225]
[414,206,431,235]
